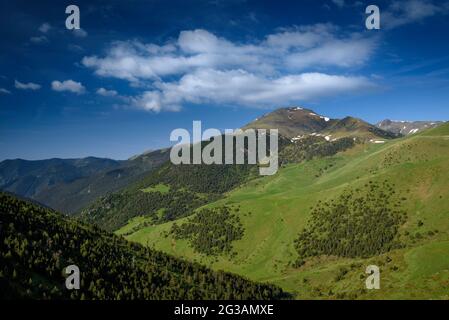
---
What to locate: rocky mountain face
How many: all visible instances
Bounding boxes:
[243,107,334,138]
[376,119,443,135]
[244,106,398,141]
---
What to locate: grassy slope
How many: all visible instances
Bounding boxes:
[0,192,286,300]
[141,183,170,194]
[117,123,449,299]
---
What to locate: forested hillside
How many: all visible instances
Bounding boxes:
[0,149,170,214]
[0,107,396,217]
[0,192,286,300]
[79,126,366,232]
[120,122,449,299]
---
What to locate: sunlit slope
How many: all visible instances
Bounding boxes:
[118,123,449,299]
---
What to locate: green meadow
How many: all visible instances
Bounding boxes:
[117,123,449,299]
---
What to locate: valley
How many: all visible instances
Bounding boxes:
[0,149,170,214]
[2,107,448,300]
[0,192,286,299]
[3,0,449,304]
[116,122,449,299]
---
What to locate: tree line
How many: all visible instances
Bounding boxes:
[293,181,407,267]
[170,206,244,256]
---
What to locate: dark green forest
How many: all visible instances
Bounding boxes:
[78,188,215,231]
[279,136,356,165]
[79,134,359,233]
[77,137,262,231]
[170,206,244,256]
[293,181,407,267]
[0,192,286,300]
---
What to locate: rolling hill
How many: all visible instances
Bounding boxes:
[117,122,449,299]
[0,149,170,214]
[0,192,286,299]
[0,107,397,216]
[1,105,447,299]
[78,107,384,232]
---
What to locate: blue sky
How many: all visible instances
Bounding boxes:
[1,0,449,160]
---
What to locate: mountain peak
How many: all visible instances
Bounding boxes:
[243,106,333,138]
[243,106,398,141]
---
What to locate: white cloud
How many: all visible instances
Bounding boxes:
[265,24,336,49]
[39,23,51,33]
[83,26,376,81]
[82,26,377,111]
[383,0,449,29]
[73,28,88,38]
[132,91,179,112]
[15,80,41,90]
[0,88,11,94]
[82,32,273,82]
[286,37,376,70]
[131,69,374,112]
[51,80,86,94]
[96,87,118,96]
[30,35,48,44]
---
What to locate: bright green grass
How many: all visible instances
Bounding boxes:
[141,183,170,194]
[118,123,449,299]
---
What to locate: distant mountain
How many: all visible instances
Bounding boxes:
[244,106,398,141]
[0,107,408,215]
[0,149,170,214]
[377,119,443,135]
[322,116,399,140]
[79,107,396,232]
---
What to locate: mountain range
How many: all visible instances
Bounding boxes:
[0,149,169,213]
[0,107,442,215]
[243,107,399,141]
[0,107,403,215]
[376,119,443,135]
[1,106,448,299]
[112,118,449,299]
